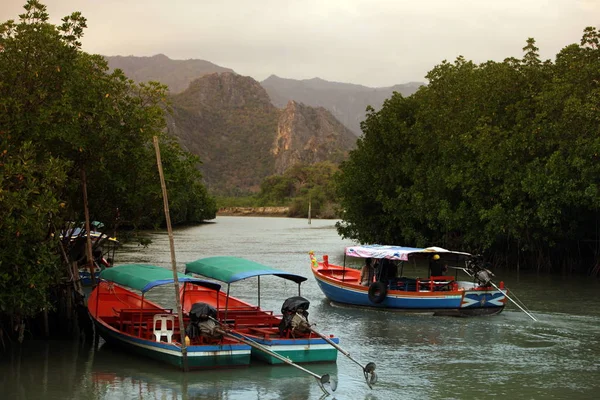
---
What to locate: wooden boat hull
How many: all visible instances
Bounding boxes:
[312,263,506,316]
[181,283,339,364]
[233,331,339,364]
[88,283,251,370]
[92,318,251,369]
[248,339,338,364]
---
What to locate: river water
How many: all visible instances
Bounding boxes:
[2,216,599,400]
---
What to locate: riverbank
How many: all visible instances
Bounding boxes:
[217,206,289,216]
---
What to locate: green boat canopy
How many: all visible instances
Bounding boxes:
[99,264,221,293]
[185,256,307,284]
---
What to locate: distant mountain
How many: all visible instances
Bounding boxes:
[104,54,233,93]
[103,54,422,135]
[167,73,356,194]
[261,75,424,135]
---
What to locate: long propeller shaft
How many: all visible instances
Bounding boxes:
[491,282,538,321]
[308,325,377,389]
[209,317,336,395]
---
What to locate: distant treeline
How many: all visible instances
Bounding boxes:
[218,161,341,219]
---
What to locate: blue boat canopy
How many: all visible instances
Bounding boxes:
[345,245,471,261]
[100,264,222,293]
[185,256,307,284]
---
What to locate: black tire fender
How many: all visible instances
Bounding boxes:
[368,281,387,304]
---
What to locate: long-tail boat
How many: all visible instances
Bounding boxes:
[87,264,251,369]
[310,245,508,316]
[181,256,339,364]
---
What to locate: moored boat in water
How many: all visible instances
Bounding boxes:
[181,256,339,364]
[87,264,252,370]
[310,245,508,316]
[60,223,120,286]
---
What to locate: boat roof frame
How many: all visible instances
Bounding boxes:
[345,245,472,262]
[99,264,222,293]
[184,256,308,284]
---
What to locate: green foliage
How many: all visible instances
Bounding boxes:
[0,141,67,319]
[336,28,600,272]
[257,162,340,217]
[0,1,216,323]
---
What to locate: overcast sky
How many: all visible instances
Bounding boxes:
[2,0,597,87]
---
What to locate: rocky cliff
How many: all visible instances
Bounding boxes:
[167,73,356,194]
[261,75,423,135]
[273,101,356,174]
[103,54,422,137]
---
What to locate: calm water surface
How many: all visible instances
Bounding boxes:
[2,216,600,399]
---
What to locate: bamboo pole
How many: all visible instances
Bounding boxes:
[308,192,312,225]
[81,168,96,286]
[153,136,188,371]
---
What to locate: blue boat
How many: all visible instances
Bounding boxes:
[61,224,120,286]
[310,245,508,316]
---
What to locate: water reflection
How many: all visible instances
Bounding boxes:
[90,342,337,400]
[0,340,96,400]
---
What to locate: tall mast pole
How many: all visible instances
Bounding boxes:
[153,136,188,371]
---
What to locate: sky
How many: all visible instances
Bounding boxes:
[1,0,598,87]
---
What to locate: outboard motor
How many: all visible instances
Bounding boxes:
[474,268,494,286]
[279,296,311,337]
[185,302,223,341]
[465,255,495,286]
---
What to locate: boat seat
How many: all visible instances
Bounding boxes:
[248,327,278,338]
[153,314,175,343]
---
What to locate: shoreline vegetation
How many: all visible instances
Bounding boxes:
[217,207,290,217]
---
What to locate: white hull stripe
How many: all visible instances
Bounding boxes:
[110,332,250,357]
[266,344,334,352]
[317,275,503,299]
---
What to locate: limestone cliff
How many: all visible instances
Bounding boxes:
[262,75,423,135]
[167,73,355,194]
[273,101,356,174]
[168,72,279,194]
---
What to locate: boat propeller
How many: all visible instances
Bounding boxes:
[308,323,378,389]
[464,255,538,322]
[363,362,378,387]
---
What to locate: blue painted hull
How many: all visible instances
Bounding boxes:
[79,271,99,286]
[313,267,506,316]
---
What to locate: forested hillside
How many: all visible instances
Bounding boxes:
[168,73,356,194]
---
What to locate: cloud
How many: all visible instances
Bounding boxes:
[1,0,596,86]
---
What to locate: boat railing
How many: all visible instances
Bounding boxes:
[226,313,281,329]
[319,268,360,282]
[217,307,273,318]
[217,305,262,312]
[247,326,280,338]
[388,276,457,292]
